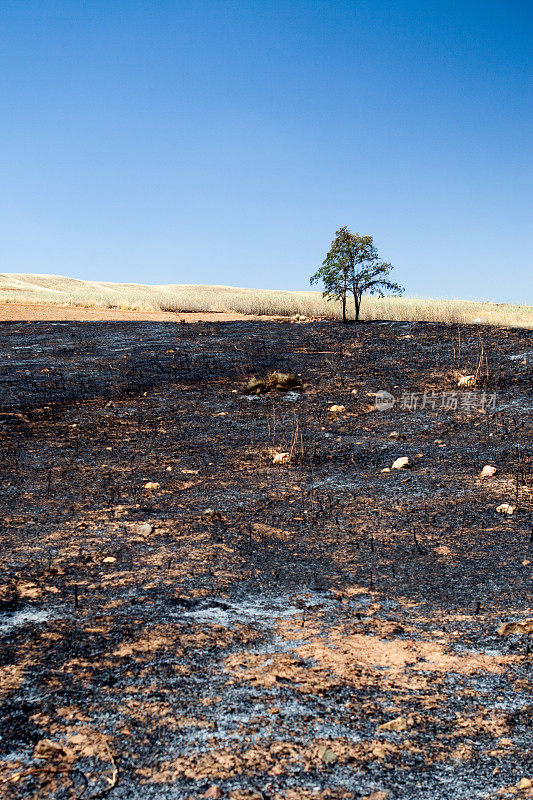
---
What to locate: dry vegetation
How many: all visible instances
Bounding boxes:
[1,272,532,328]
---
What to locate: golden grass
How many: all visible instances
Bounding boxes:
[0,273,531,328]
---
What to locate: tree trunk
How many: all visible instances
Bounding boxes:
[341,275,348,323]
[354,294,361,322]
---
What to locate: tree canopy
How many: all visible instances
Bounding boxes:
[311,227,404,322]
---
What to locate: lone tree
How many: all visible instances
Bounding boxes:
[311,227,404,322]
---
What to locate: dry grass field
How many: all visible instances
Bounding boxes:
[1,272,532,328]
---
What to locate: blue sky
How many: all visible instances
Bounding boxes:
[0,0,531,303]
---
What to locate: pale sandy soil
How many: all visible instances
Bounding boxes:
[0,303,267,323]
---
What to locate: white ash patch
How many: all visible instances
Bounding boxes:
[0,607,50,634]
[509,350,533,361]
[172,589,350,629]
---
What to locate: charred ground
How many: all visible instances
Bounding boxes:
[0,319,532,800]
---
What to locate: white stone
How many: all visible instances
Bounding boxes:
[392,457,409,470]
[480,465,497,478]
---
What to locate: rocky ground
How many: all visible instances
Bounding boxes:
[0,319,531,800]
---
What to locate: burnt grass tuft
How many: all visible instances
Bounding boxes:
[0,319,532,800]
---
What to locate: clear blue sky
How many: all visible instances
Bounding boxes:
[0,1,531,303]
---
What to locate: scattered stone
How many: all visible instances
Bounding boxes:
[362,792,389,800]
[317,745,337,764]
[181,469,199,474]
[371,744,387,759]
[517,778,532,790]
[328,404,346,413]
[498,619,533,636]
[496,503,515,515]
[143,482,160,490]
[378,716,409,732]
[203,508,215,516]
[136,523,154,536]
[392,457,410,470]
[351,388,358,394]
[203,786,221,799]
[34,739,68,760]
[381,467,390,473]
[481,465,497,477]
[273,452,291,465]
[458,374,476,387]
[102,557,116,563]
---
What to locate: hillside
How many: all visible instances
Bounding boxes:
[0,272,532,328]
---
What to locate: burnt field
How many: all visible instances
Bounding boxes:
[0,319,532,800]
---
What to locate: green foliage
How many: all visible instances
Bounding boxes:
[311,226,404,321]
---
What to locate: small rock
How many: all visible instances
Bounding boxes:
[143,482,160,490]
[34,739,68,760]
[203,508,215,516]
[371,744,386,759]
[136,523,154,536]
[317,745,337,764]
[273,452,291,464]
[392,457,409,470]
[102,556,116,563]
[329,404,346,414]
[458,374,476,387]
[498,619,533,636]
[378,716,409,732]
[203,787,221,799]
[496,503,515,515]
[381,467,390,473]
[480,465,497,478]
[517,778,532,790]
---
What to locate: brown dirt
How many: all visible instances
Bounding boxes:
[0,303,271,323]
[0,319,531,800]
